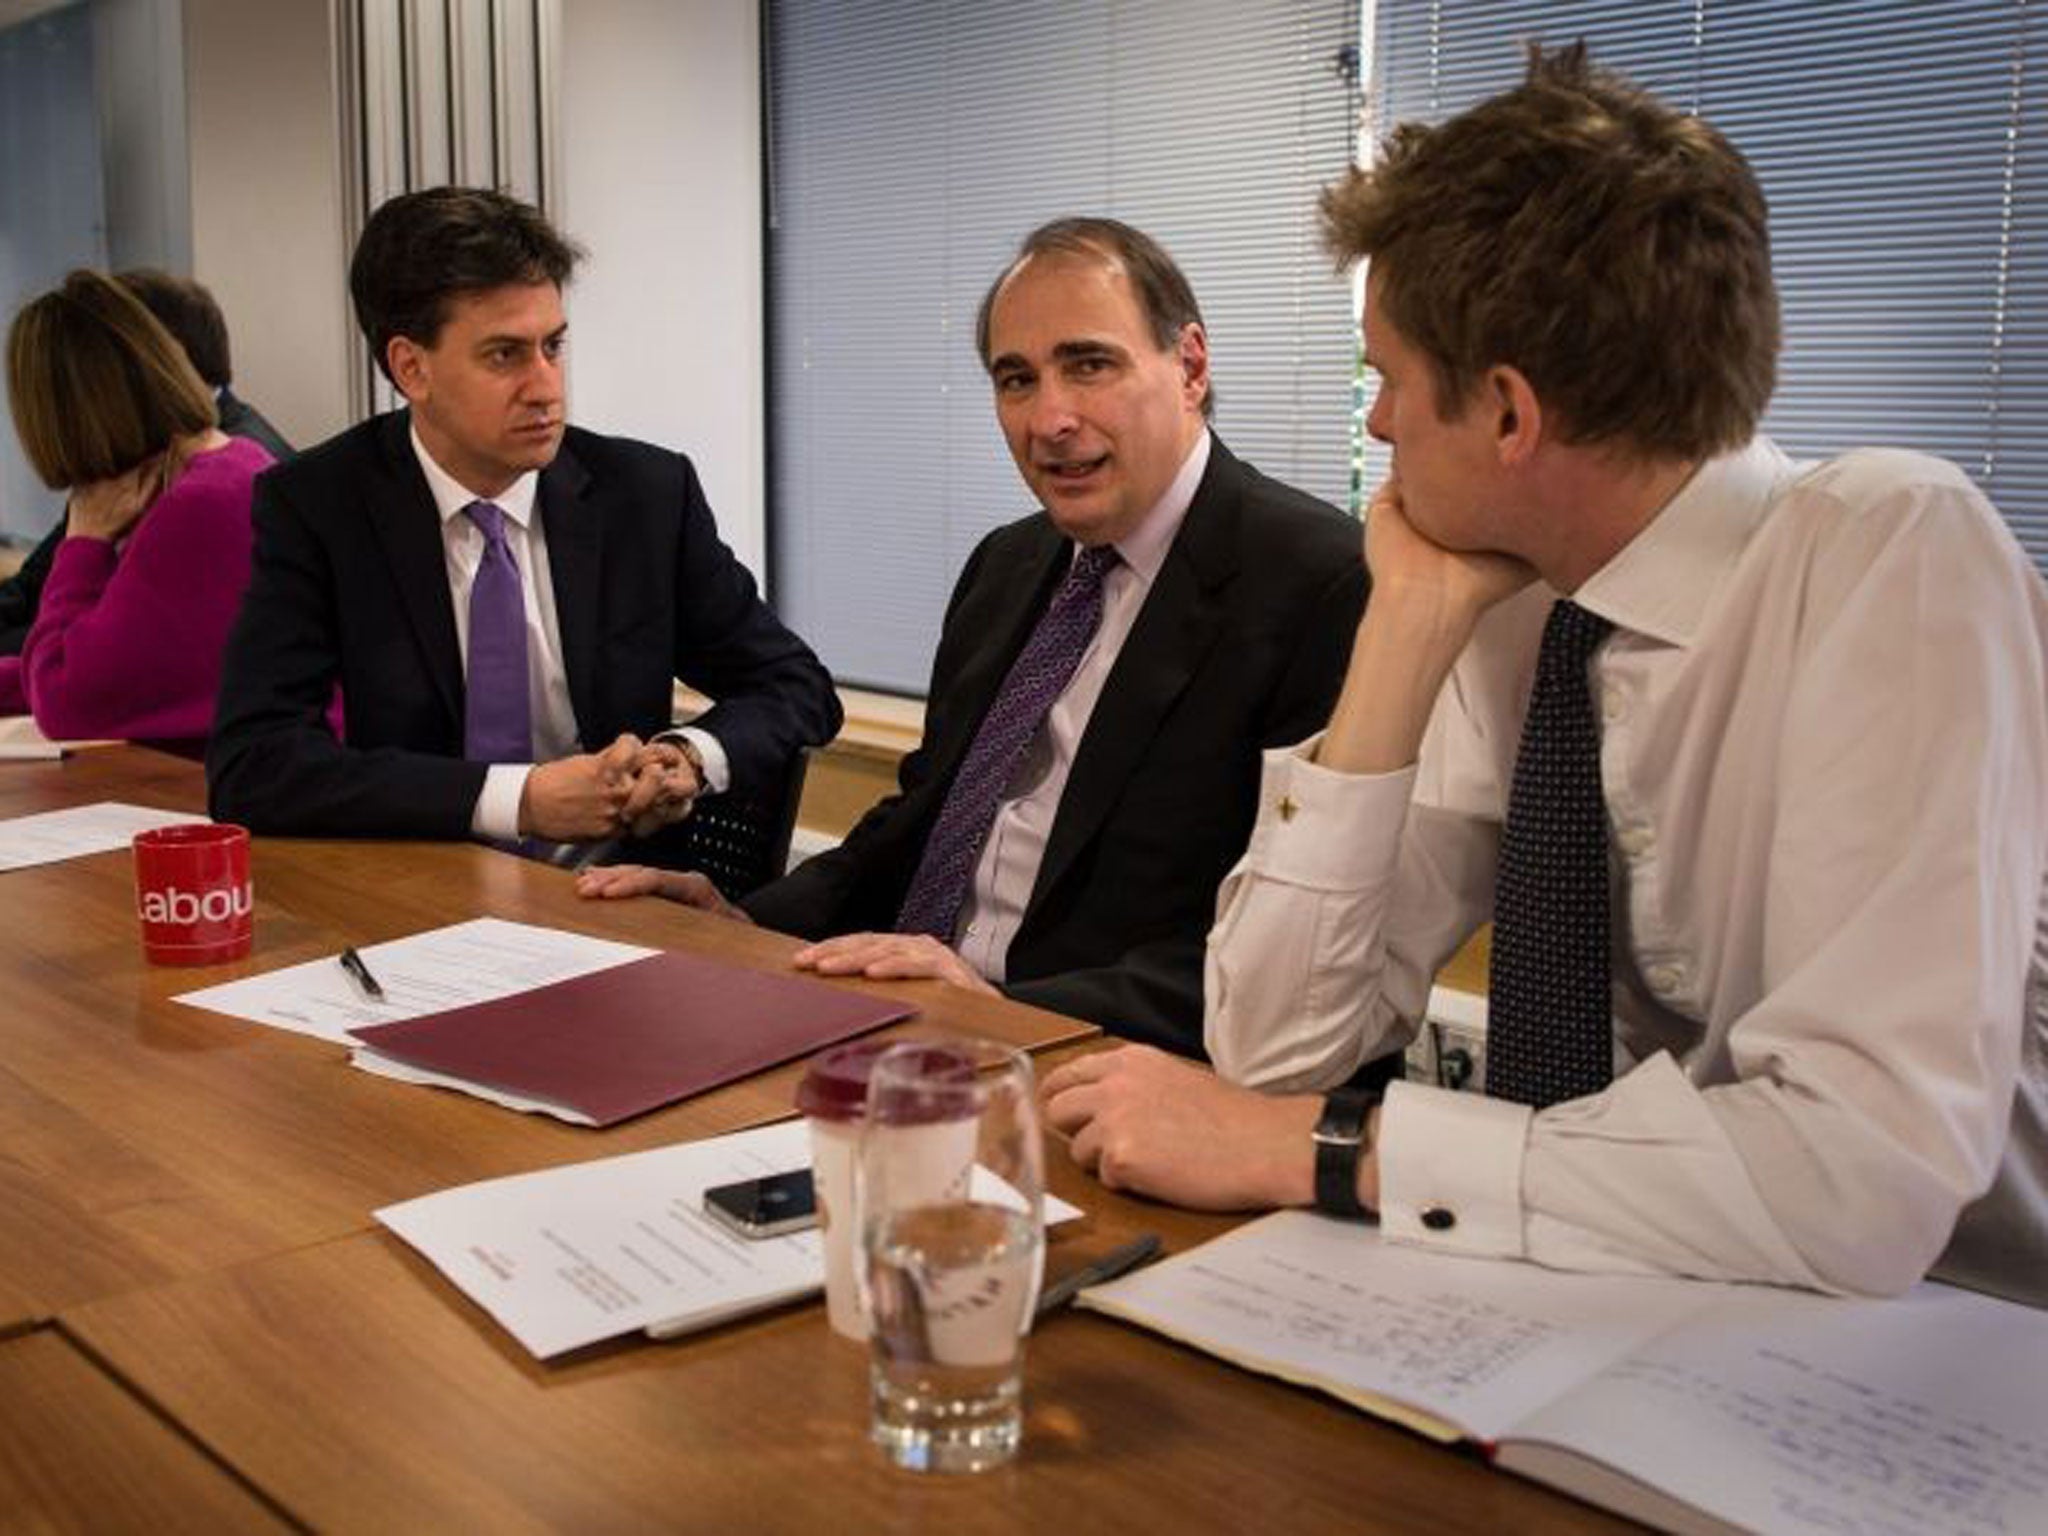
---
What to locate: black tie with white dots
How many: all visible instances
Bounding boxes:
[1485,598,1617,1109]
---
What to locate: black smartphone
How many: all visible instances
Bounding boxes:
[702,1168,819,1239]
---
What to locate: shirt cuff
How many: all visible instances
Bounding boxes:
[1377,1078,1531,1258]
[472,763,531,841]
[655,726,730,795]
[1242,735,1418,890]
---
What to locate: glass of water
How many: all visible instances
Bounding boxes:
[855,1038,1045,1473]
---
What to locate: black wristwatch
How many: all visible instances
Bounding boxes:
[1311,1088,1380,1219]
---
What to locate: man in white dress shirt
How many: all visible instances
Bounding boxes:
[1043,45,2048,1307]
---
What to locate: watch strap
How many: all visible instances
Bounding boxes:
[1311,1087,1379,1219]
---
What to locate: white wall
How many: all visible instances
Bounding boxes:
[556,0,767,583]
[182,0,351,447]
[3,0,767,540]
[0,1,105,539]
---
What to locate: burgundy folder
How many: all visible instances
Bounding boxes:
[348,950,915,1126]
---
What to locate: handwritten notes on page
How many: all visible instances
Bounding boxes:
[175,916,654,1044]
[1081,1210,1702,1443]
[1081,1212,2048,1535]
[1505,1281,2048,1536]
[0,802,204,871]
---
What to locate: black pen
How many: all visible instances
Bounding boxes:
[1035,1233,1162,1319]
[338,946,386,1002]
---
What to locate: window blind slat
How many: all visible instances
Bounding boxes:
[1361,0,2048,571]
[770,0,1359,694]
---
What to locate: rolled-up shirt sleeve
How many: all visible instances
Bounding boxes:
[1212,455,2048,1305]
[1379,471,2048,1300]
[1206,739,1495,1090]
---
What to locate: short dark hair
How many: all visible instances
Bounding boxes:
[976,217,1213,418]
[349,186,585,383]
[7,270,217,489]
[117,268,232,387]
[1321,42,1777,460]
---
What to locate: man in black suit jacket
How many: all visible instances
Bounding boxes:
[207,188,838,850]
[582,219,1364,1055]
[0,269,293,654]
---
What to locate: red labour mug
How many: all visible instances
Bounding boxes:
[132,823,254,965]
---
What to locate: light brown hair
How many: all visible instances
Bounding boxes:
[1321,42,1777,459]
[7,269,217,489]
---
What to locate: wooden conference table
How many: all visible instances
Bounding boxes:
[0,747,1634,1533]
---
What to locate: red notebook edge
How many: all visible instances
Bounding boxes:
[347,950,917,1125]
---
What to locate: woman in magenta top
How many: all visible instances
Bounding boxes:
[2,270,270,740]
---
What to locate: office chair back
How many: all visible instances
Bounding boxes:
[666,748,809,901]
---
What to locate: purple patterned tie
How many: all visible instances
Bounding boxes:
[462,501,533,764]
[896,543,1119,940]
[1486,598,1616,1108]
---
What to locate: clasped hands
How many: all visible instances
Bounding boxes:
[518,733,703,842]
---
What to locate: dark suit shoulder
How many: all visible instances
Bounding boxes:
[259,414,388,498]
[1226,454,1358,556]
[555,425,696,484]
[960,506,1065,566]
[1179,443,1361,602]
[217,389,295,461]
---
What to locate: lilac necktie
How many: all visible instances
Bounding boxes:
[1486,598,1616,1108]
[462,500,533,764]
[896,543,1119,940]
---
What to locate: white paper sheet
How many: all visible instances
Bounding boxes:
[0,716,115,753]
[174,915,655,1044]
[377,1120,1082,1359]
[0,801,206,871]
[347,1045,599,1125]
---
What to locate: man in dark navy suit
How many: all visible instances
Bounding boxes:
[208,187,838,851]
[582,218,1365,1055]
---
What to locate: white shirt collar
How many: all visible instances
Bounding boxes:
[1096,428,1211,586]
[409,420,540,530]
[1574,436,1800,647]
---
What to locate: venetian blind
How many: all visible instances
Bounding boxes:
[1362,0,2048,565]
[767,0,1362,693]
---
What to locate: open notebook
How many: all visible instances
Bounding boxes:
[1081,1211,2048,1536]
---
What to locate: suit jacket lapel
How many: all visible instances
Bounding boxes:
[365,412,465,729]
[923,524,1070,793]
[1027,440,1244,911]
[539,442,601,742]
